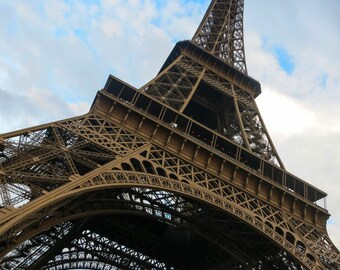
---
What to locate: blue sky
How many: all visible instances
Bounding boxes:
[0,0,339,248]
[273,46,294,75]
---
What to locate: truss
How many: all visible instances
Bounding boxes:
[0,0,339,269]
[192,0,247,73]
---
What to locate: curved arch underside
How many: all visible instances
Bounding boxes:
[2,187,307,270]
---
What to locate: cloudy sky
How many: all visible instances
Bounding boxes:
[0,0,339,248]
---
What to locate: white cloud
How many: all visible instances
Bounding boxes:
[257,89,316,137]
[245,1,340,248]
[67,100,90,116]
[0,87,74,131]
[99,18,123,38]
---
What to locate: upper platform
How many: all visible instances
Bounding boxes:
[159,41,261,98]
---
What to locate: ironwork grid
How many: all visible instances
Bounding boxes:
[0,1,339,269]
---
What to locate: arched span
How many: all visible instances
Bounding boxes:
[0,170,317,269]
[3,188,261,269]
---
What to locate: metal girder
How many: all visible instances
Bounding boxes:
[0,116,117,209]
[141,50,283,166]
[192,0,247,73]
[1,186,297,269]
[0,0,339,269]
[1,109,338,269]
[142,56,201,111]
[0,125,338,268]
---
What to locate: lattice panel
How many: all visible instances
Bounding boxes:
[192,0,247,73]
[142,56,202,111]
[0,114,125,209]
[58,114,147,155]
[2,189,242,268]
[78,170,317,269]
[1,222,74,270]
[130,146,335,268]
[0,0,338,269]
[176,56,283,166]
[288,216,340,269]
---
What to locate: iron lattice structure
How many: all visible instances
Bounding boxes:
[0,0,339,269]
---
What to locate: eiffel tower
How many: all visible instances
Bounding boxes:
[0,0,339,269]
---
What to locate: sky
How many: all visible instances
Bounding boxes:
[0,0,339,249]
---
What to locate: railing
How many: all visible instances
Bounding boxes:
[101,75,327,208]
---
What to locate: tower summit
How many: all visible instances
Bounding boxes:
[0,1,339,269]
